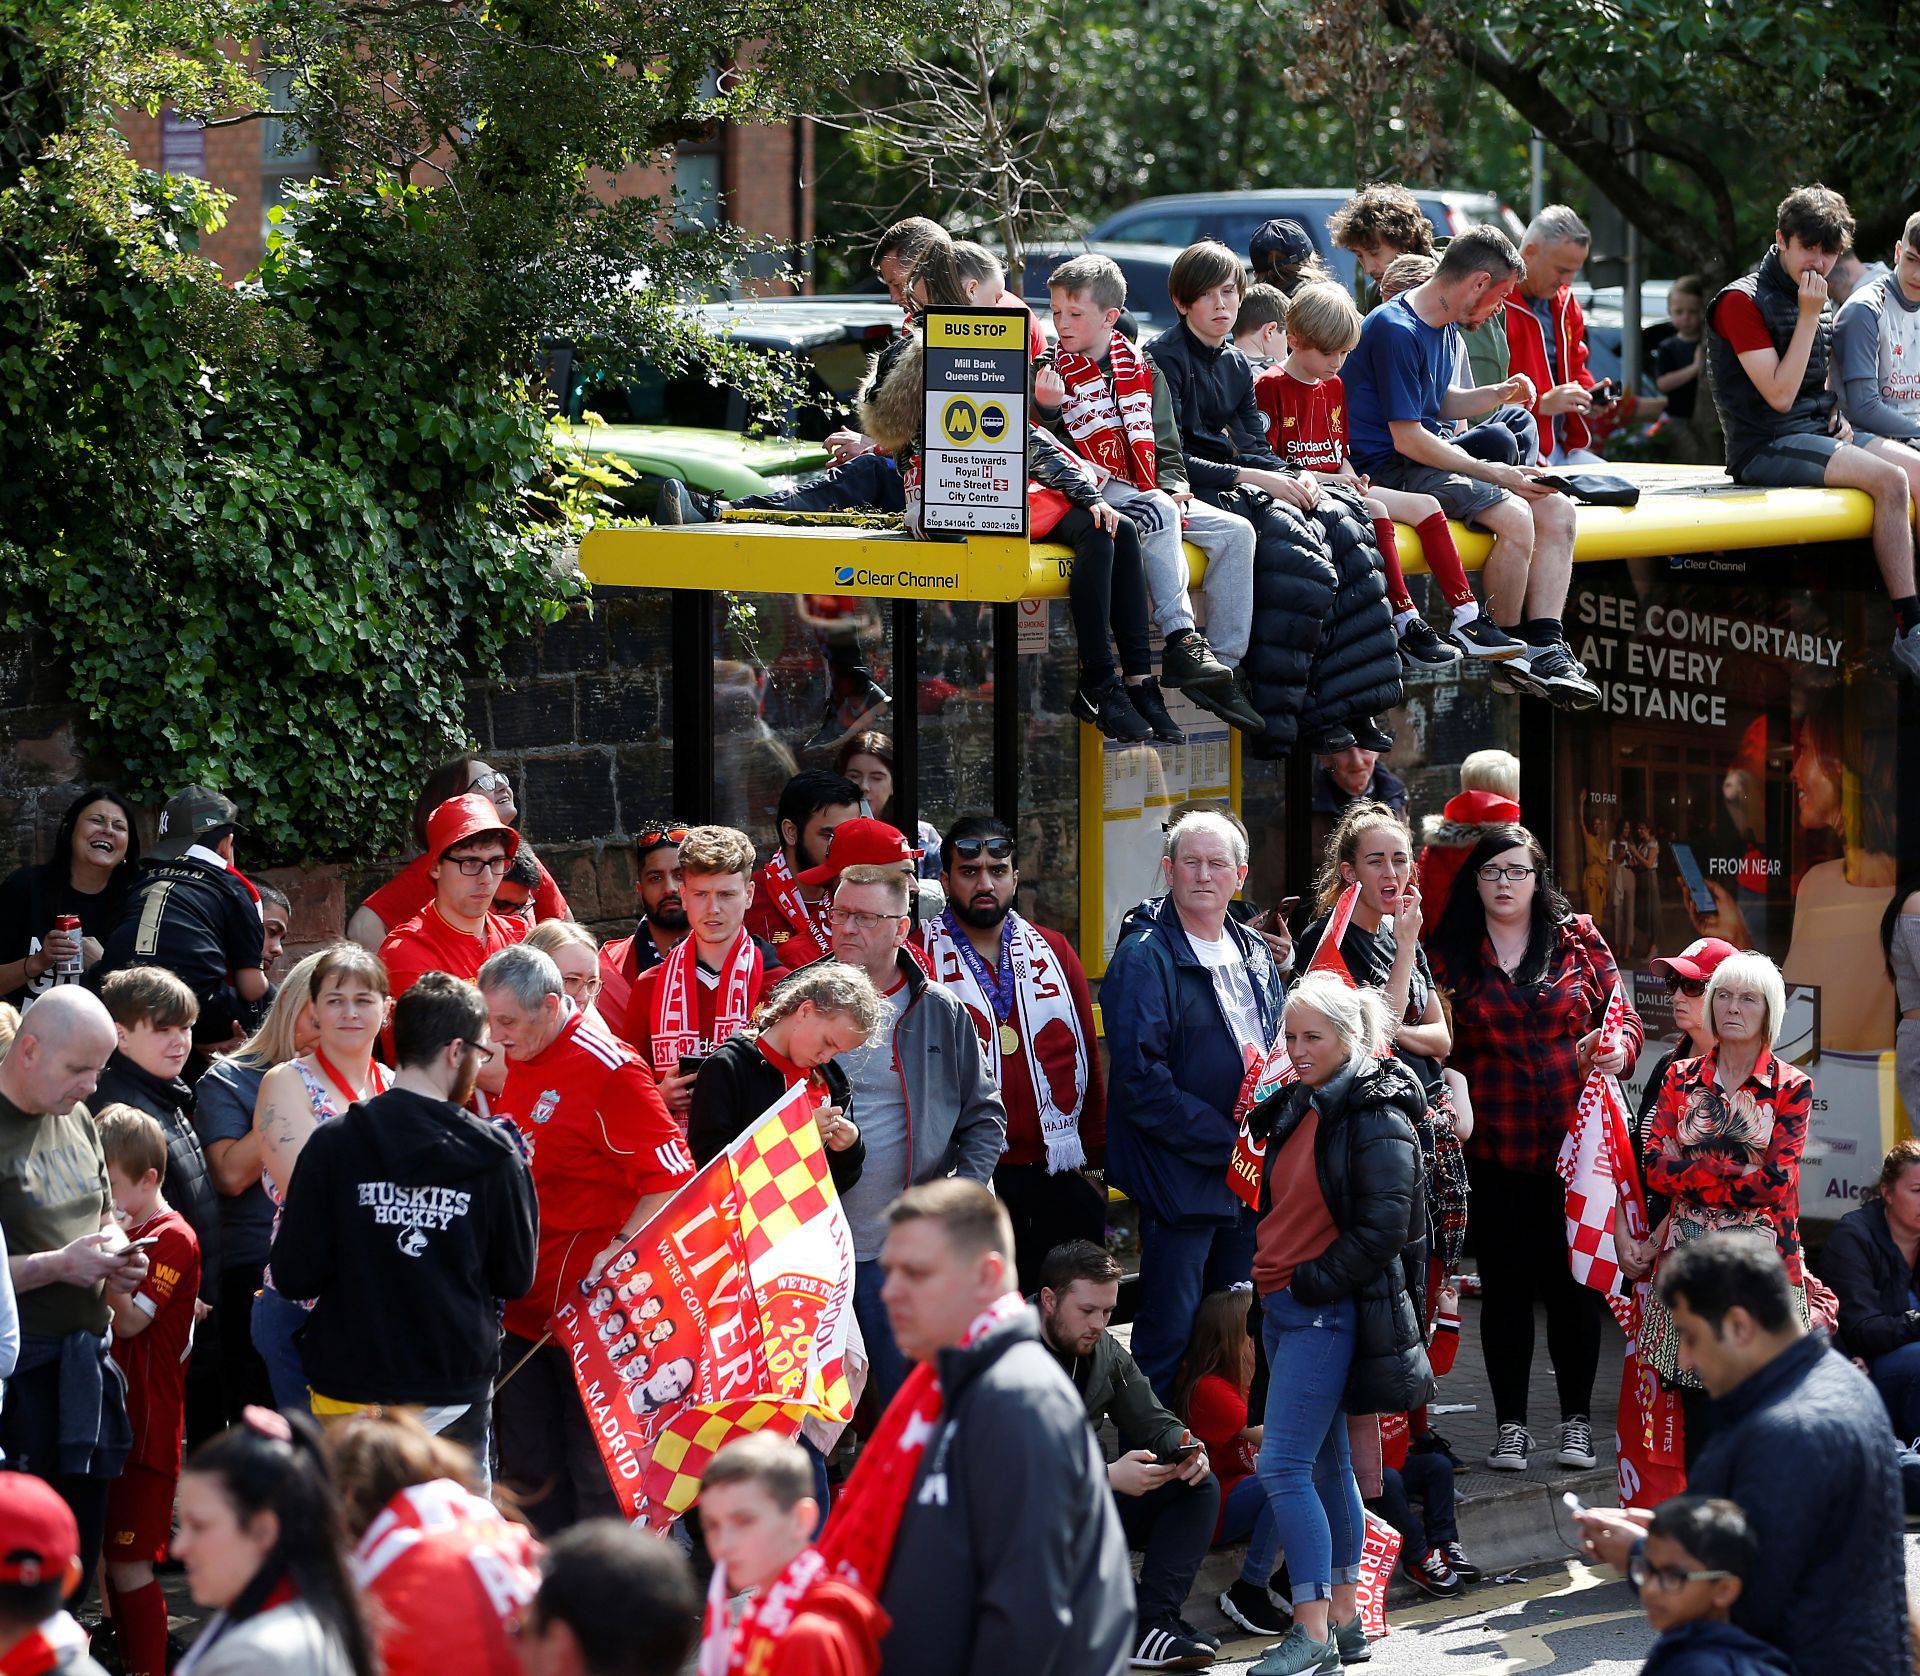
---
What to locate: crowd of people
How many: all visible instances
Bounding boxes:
[0,736,1910,1676]
[3,175,1920,1676]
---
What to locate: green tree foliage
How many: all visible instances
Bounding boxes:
[1295,0,1917,281]
[0,0,924,858]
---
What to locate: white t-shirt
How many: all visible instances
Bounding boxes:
[1187,927,1264,1057]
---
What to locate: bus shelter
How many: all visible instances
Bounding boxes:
[580,463,1917,1219]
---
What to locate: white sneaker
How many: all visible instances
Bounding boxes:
[1556,1415,1597,1469]
[1486,1423,1533,1470]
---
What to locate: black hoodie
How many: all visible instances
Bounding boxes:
[269,1086,537,1405]
[94,1053,221,1300]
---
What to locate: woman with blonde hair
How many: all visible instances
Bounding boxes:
[1638,950,1813,1456]
[1237,972,1432,1671]
[193,950,327,1417]
[250,943,392,1410]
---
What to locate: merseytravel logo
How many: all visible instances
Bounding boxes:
[941,395,980,445]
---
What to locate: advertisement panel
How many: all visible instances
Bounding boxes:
[1553,547,1905,1216]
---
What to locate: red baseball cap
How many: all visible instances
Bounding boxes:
[0,1473,79,1589]
[1442,788,1521,825]
[425,794,521,864]
[1650,937,1737,982]
[796,816,920,886]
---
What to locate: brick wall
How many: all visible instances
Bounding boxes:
[0,594,676,960]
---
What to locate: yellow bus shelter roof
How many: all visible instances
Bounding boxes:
[579,465,1874,604]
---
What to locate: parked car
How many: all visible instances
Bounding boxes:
[1087,188,1525,289]
[1018,240,1185,338]
[554,296,901,504]
[1577,282,1680,393]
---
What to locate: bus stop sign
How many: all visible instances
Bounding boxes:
[921,306,1030,537]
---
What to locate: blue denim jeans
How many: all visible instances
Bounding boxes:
[1221,1472,1281,1581]
[1132,1209,1257,1400]
[1871,1339,1920,1439]
[854,1259,909,1409]
[250,1285,313,1413]
[1253,1285,1364,1603]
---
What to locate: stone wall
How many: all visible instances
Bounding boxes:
[0,595,676,958]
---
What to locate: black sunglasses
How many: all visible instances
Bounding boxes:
[1663,975,1708,998]
[949,836,1015,862]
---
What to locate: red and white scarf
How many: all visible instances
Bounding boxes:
[759,850,829,960]
[1054,330,1156,490]
[0,1614,90,1676]
[815,1290,1026,1595]
[699,1546,829,1676]
[923,911,1088,1173]
[650,927,763,1079]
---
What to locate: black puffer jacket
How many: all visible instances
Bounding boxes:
[1250,1055,1434,1415]
[1240,492,1338,755]
[1298,485,1404,734]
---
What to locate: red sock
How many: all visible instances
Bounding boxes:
[107,1579,170,1676]
[1372,517,1416,614]
[1416,512,1476,609]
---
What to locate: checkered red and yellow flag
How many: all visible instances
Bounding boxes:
[553,1082,858,1530]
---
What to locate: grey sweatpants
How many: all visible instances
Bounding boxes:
[1099,481,1257,665]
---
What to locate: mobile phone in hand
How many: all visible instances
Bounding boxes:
[1590,379,1618,408]
[122,1235,161,1254]
[677,1055,708,1079]
[1157,1438,1202,1466]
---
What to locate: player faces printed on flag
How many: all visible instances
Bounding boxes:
[555,1084,857,1528]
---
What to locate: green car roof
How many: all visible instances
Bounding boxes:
[562,422,830,500]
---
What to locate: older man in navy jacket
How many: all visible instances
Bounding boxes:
[1103,810,1284,1399]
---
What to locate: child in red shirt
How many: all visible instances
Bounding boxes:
[1253,283,1527,671]
[700,1434,888,1676]
[99,1104,202,1676]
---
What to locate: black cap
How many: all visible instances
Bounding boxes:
[1249,218,1316,274]
[149,786,242,861]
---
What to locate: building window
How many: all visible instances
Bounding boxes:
[674,66,724,230]
[260,70,320,239]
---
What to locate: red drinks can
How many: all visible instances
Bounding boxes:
[52,913,82,981]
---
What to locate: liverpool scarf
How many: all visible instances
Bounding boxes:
[1054,330,1156,490]
[650,927,763,1079]
[923,909,1088,1173]
[758,850,830,964]
[699,1546,829,1676]
[815,1290,1026,1595]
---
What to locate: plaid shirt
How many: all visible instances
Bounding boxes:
[1432,913,1642,1177]
[1642,1045,1811,1282]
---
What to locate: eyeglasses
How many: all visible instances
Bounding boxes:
[949,836,1015,862]
[448,855,511,876]
[468,770,511,795]
[1663,975,1708,998]
[636,824,690,851]
[826,907,905,932]
[1627,1554,1734,1594]
[493,895,535,917]
[454,1037,499,1065]
[1477,864,1537,883]
[562,972,603,999]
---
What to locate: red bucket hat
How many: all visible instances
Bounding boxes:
[425,794,521,864]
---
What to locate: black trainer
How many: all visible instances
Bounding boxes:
[1440,1541,1481,1582]
[1126,677,1187,744]
[653,479,720,524]
[1074,676,1153,744]
[1218,1577,1291,1637]
[1185,670,1266,733]
[1401,1548,1463,1599]
[1398,616,1462,668]
[1304,725,1356,754]
[1346,716,1394,751]
[1176,1619,1222,1653]
[1526,641,1602,710]
[1160,627,1235,691]
[1448,614,1526,660]
[1130,1621,1215,1670]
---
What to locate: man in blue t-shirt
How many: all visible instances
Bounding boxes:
[1345,226,1598,709]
